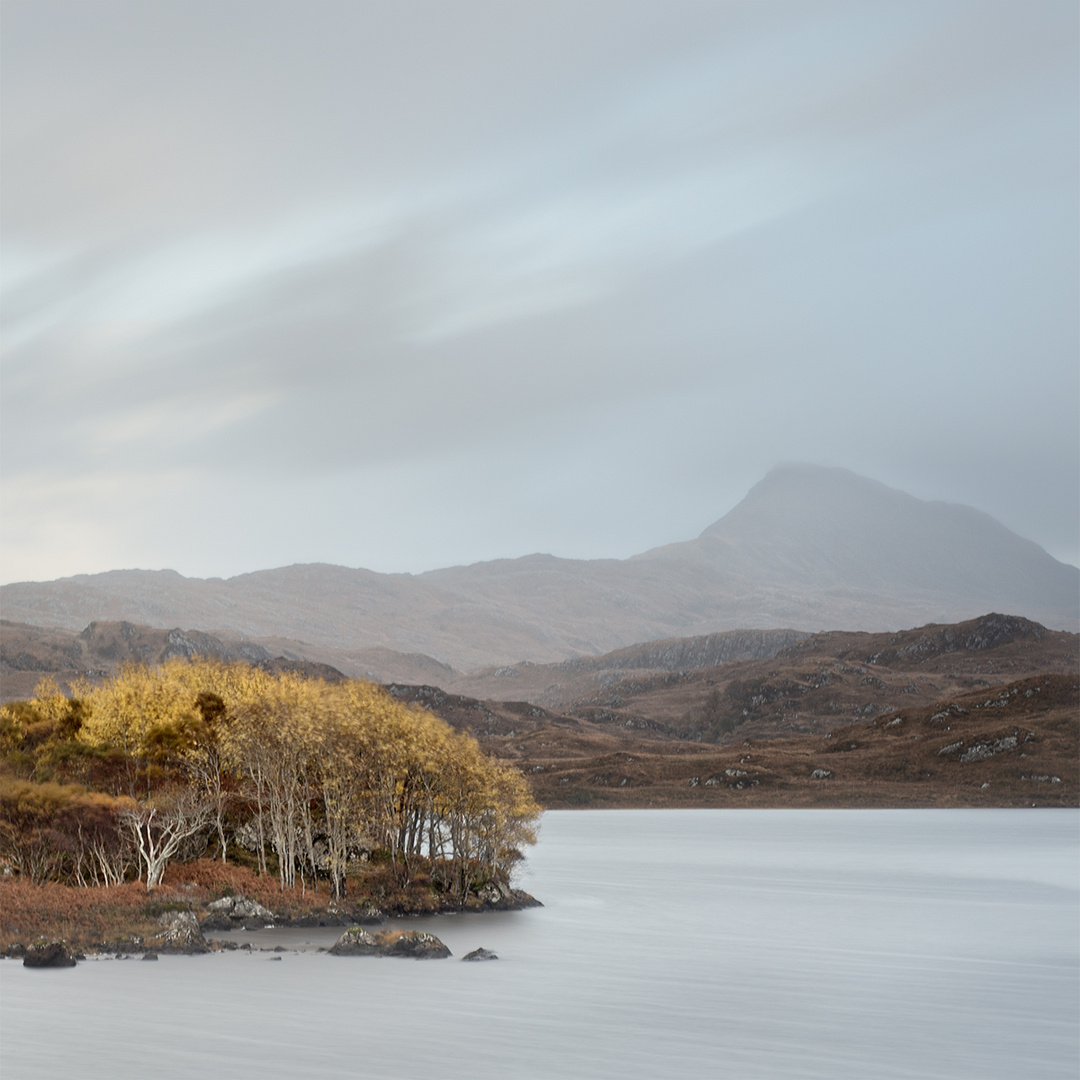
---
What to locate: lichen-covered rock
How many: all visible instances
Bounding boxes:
[23,942,77,968]
[204,895,275,927]
[476,880,512,905]
[328,926,381,956]
[155,911,211,954]
[375,931,451,959]
[473,879,542,911]
[462,947,498,962]
[329,927,451,958]
[959,735,1018,762]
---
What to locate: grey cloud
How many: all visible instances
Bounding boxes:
[2,0,1076,583]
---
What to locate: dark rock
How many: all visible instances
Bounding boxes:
[290,911,351,928]
[5,943,26,958]
[23,942,77,968]
[141,952,159,961]
[462,948,498,962]
[508,889,542,909]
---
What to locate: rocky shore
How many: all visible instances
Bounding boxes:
[1,877,541,963]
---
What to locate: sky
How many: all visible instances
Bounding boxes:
[2,0,1077,585]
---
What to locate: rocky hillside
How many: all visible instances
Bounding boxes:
[2,466,1076,670]
[386,615,1078,810]
[0,620,346,702]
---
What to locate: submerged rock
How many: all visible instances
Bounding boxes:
[23,942,77,968]
[462,948,498,962]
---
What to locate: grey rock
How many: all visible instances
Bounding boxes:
[328,927,381,956]
[206,895,274,923]
[329,927,451,959]
[155,911,211,954]
[959,735,1018,762]
[810,769,832,780]
[198,912,234,931]
[376,931,451,959]
[462,948,498,962]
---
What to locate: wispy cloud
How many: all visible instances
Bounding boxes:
[2,0,1076,582]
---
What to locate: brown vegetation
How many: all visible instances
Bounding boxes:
[481,673,1078,808]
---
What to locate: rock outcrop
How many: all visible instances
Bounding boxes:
[199,895,275,931]
[474,880,543,910]
[154,911,211,954]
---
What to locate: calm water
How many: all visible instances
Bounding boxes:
[2,810,1077,1080]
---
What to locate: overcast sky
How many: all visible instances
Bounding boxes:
[2,0,1077,585]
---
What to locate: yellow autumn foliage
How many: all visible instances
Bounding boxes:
[67,659,539,897]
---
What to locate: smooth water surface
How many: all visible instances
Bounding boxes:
[2,810,1077,1079]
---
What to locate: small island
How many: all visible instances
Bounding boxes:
[0,663,541,958]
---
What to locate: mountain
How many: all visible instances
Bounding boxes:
[1,465,1076,669]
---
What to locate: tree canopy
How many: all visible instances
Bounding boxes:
[0,661,540,898]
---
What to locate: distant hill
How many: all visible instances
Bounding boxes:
[2,465,1076,669]
[1,611,1075,808]
[0,620,347,702]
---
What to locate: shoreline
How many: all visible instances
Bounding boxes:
[0,857,541,959]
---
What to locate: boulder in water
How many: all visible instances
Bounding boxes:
[328,927,381,956]
[23,942,77,968]
[329,927,451,958]
[376,931,451,959]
